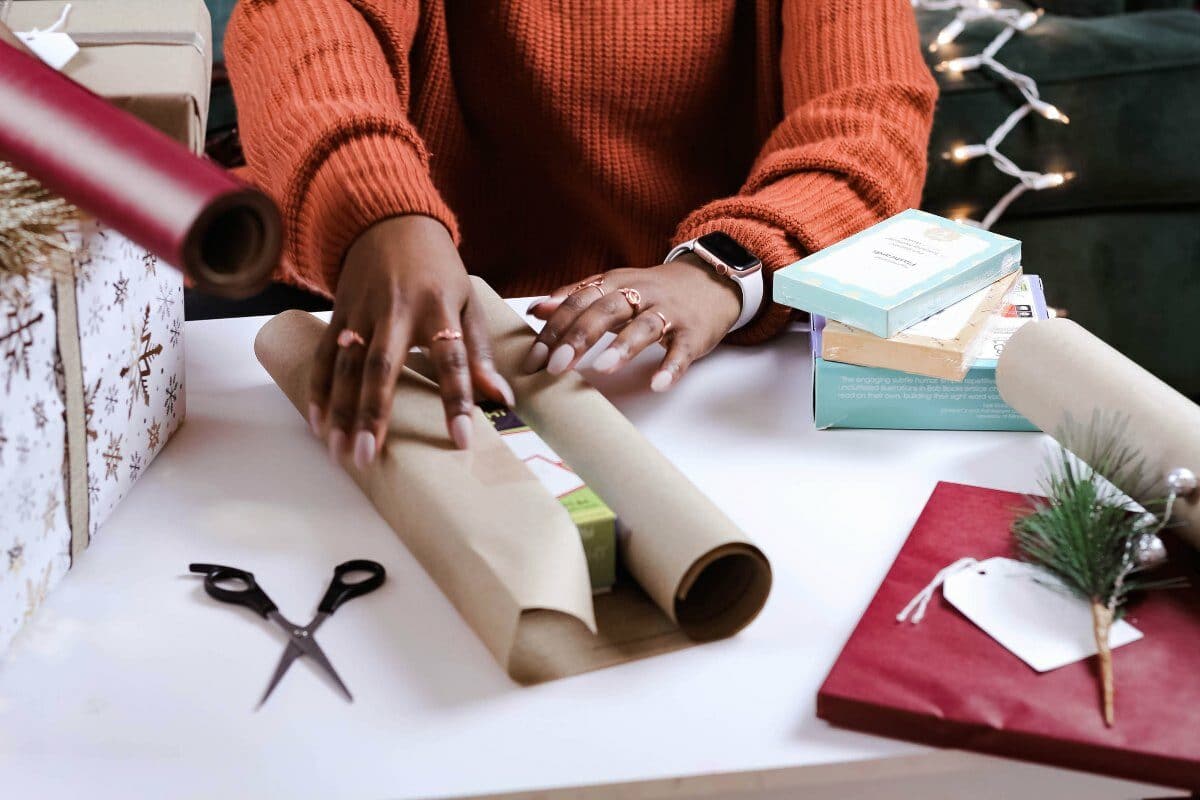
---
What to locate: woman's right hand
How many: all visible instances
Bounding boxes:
[310,215,514,467]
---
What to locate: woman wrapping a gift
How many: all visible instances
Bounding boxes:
[226,0,936,465]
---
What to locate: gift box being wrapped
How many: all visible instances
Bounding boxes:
[3,0,212,154]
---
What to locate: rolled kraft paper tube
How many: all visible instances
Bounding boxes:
[997,318,1200,548]
[459,278,773,643]
[0,41,280,298]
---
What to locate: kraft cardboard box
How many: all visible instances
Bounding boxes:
[4,0,212,153]
[812,275,1046,432]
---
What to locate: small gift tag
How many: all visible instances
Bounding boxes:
[941,557,1143,672]
[17,31,79,70]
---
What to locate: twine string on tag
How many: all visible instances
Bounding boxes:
[896,557,980,624]
[26,2,71,35]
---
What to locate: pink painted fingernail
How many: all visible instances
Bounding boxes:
[593,347,623,373]
[450,414,473,450]
[546,344,575,376]
[492,371,516,408]
[307,403,322,436]
[352,431,376,470]
[651,370,674,393]
[522,341,550,374]
[328,428,347,464]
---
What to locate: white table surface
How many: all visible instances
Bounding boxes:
[0,307,1179,800]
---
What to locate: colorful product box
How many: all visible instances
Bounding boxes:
[811,275,1046,431]
[483,404,617,592]
[774,209,1022,338]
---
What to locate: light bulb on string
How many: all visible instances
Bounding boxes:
[936,56,979,74]
[915,0,1074,229]
[1052,170,1077,186]
[1016,10,1041,30]
[930,18,966,51]
[1040,104,1070,124]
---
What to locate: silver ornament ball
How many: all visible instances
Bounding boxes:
[1134,511,1160,531]
[1132,532,1169,569]
[1166,467,1198,497]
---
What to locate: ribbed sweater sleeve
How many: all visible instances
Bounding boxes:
[674,0,938,344]
[225,0,458,297]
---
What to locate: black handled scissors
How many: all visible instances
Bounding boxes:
[189,560,386,707]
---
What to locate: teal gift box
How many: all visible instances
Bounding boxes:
[812,275,1046,431]
[775,209,1021,338]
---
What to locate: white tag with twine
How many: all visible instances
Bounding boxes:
[898,556,1143,672]
[16,4,79,70]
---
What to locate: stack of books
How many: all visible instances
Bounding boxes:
[774,209,1045,431]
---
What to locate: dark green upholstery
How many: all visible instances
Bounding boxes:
[1038,1,1194,14]
[1037,0,1127,14]
[994,208,1200,396]
[206,0,237,133]
[1126,0,1197,11]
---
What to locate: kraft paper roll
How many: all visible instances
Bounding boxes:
[459,278,772,642]
[997,318,1200,548]
[254,279,772,683]
[0,41,280,298]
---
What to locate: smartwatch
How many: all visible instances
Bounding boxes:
[666,232,764,332]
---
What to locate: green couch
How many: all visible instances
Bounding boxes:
[917,1,1200,396]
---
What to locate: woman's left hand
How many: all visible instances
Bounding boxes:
[522,255,741,391]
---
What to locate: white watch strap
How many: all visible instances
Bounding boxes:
[666,239,765,333]
[731,265,763,332]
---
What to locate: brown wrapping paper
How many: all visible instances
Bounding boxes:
[254,278,771,683]
[997,318,1200,548]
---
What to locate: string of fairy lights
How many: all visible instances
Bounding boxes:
[913,0,1073,229]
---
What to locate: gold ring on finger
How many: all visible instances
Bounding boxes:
[618,287,642,314]
[571,278,606,299]
[572,273,605,291]
[432,327,463,343]
[650,310,672,342]
[337,328,366,349]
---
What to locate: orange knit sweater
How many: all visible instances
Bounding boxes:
[227,0,937,342]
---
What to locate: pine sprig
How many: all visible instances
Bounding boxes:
[1013,413,1186,725]
[0,161,77,277]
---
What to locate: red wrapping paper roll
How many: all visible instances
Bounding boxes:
[0,41,280,298]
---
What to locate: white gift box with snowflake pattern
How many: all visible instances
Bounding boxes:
[0,220,185,652]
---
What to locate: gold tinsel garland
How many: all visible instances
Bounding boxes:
[0,161,77,277]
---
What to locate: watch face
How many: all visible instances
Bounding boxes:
[696,232,760,272]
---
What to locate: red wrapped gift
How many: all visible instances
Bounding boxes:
[818,482,1200,790]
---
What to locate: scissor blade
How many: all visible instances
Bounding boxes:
[257,641,302,710]
[262,611,353,703]
[293,634,354,703]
